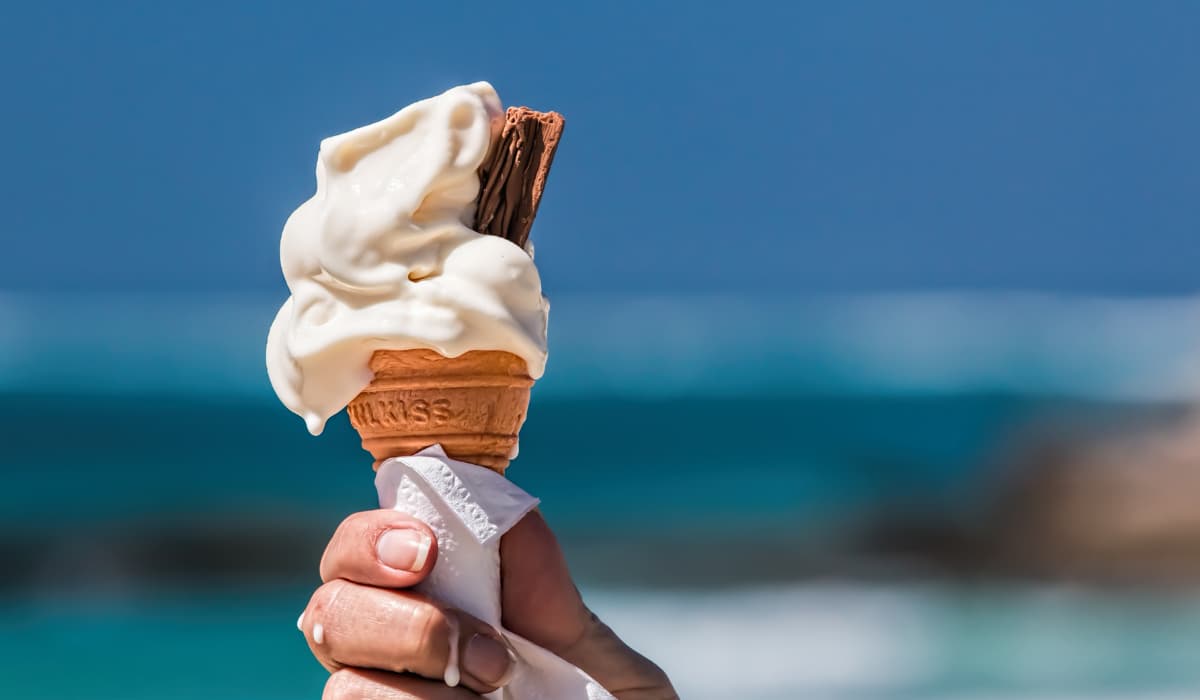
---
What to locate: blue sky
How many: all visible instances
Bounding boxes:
[2,1,1197,295]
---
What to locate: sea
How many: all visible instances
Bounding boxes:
[2,292,1200,699]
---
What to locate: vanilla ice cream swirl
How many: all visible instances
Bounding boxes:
[266,82,549,435]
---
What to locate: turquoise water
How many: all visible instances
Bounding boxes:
[2,294,1200,697]
[0,392,1034,528]
[5,586,1200,699]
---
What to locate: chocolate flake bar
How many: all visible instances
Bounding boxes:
[473,107,565,248]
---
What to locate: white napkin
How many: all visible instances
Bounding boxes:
[375,445,615,700]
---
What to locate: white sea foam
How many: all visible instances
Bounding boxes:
[584,583,1200,699]
[587,584,935,698]
[1,293,1199,401]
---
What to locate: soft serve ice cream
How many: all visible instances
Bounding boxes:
[268,83,609,699]
[265,82,549,435]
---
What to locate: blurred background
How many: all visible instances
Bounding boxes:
[3,2,1200,698]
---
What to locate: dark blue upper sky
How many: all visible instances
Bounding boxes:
[2,1,1197,295]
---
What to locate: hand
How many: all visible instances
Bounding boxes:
[299,508,677,699]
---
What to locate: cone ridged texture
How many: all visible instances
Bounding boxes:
[346,349,533,473]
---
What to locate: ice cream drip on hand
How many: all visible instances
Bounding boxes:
[265,82,550,435]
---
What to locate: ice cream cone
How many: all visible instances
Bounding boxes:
[346,348,533,473]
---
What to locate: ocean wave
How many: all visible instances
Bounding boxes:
[1,292,1198,400]
[586,583,1200,699]
[5,582,1199,699]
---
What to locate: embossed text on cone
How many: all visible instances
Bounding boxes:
[346,349,533,473]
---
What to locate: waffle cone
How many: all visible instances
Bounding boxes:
[346,349,533,473]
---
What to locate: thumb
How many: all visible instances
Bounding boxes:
[500,511,676,698]
[499,510,590,651]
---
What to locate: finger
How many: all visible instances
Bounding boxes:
[323,668,479,700]
[500,510,590,651]
[301,580,515,694]
[320,510,437,587]
[500,511,676,696]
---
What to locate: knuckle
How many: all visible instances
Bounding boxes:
[400,600,449,661]
[341,509,376,535]
[319,516,358,581]
[322,511,395,581]
[336,511,379,548]
[317,548,335,582]
[307,579,349,620]
[322,669,359,700]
